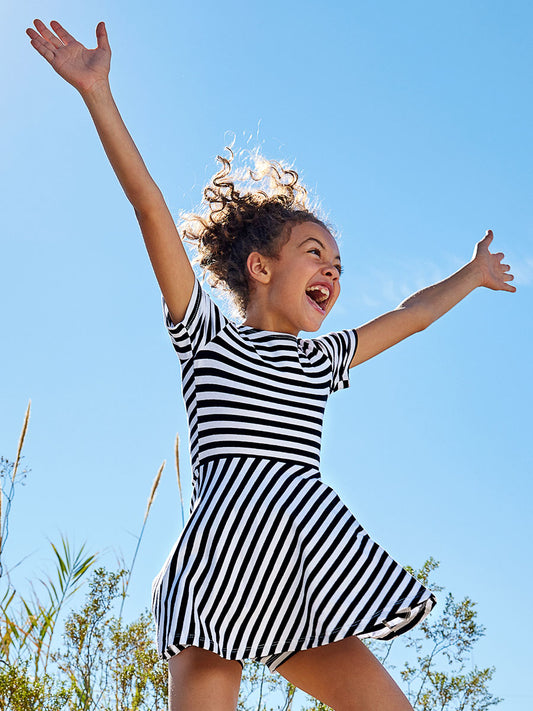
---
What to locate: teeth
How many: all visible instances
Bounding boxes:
[306,285,330,302]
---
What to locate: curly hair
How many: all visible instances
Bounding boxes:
[178,146,333,319]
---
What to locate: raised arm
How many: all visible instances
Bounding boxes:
[350,230,516,367]
[26,19,194,324]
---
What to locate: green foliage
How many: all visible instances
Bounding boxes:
[53,567,167,710]
[0,661,70,711]
[109,613,168,710]
[0,537,96,674]
[1,563,168,711]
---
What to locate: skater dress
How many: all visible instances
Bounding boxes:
[151,276,437,674]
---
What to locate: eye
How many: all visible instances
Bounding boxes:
[308,248,343,276]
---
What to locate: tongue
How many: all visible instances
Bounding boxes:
[306,290,322,304]
[307,293,325,312]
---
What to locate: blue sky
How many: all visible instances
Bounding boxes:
[2,0,532,707]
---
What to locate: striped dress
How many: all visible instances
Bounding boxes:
[151,277,436,673]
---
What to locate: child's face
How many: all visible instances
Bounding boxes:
[251,221,342,334]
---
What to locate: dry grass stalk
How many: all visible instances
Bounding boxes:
[143,461,165,526]
[12,400,31,484]
[175,433,184,508]
[175,433,186,527]
[119,460,166,620]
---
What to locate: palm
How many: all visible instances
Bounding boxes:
[473,231,516,293]
[26,20,110,94]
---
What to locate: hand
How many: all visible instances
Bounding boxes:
[26,19,111,95]
[471,230,516,292]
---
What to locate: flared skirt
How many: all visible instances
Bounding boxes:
[151,455,436,668]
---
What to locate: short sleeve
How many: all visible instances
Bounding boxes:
[162,277,229,362]
[311,328,358,393]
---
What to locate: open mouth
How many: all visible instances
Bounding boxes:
[305,285,331,315]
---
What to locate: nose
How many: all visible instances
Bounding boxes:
[321,262,339,280]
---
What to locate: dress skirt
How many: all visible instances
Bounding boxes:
[151,454,436,673]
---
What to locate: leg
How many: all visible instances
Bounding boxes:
[168,646,243,711]
[276,636,412,711]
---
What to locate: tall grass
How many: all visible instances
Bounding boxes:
[118,460,165,620]
[118,432,187,618]
[1,404,97,674]
[0,404,175,710]
[0,400,31,578]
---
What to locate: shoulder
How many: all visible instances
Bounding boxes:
[302,329,358,358]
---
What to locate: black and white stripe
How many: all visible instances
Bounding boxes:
[152,278,436,669]
[162,278,356,473]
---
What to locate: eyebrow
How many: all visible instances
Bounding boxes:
[298,237,341,263]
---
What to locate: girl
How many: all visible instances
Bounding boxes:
[26,19,515,711]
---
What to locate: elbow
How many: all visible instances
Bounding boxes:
[132,187,165,218]
[417,308,434,332]
[403,304,432,333]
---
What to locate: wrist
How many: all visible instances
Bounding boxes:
[80,78,112,105]
[464,258,485,289]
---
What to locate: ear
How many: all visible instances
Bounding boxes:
[246,251,272,284]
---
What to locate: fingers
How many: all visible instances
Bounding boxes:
[27,19,108,57]
[500,264,516,292]
[96,21,111,52]
[26,19,79,54]
[476,230,517,292]
[26,19,68,64]
[26,26,57,63]
[50,20,77,45]
[476,229,493,254]
[32,19,64,48]
[498,258,513,278]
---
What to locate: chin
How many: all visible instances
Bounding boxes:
[301,314,327,333]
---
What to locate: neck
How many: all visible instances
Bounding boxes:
[242,307,299,336]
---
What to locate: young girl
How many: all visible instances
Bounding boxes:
[26,19,515,711]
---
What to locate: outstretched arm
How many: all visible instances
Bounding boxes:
[350,230,515,368]
[26,19,194,324]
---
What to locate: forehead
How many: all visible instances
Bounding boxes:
[287,221,340,256]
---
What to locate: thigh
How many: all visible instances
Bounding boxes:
[168,646,243,711]
[277,636,412,711]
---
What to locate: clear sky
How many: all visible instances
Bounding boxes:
[2,0,532,707]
